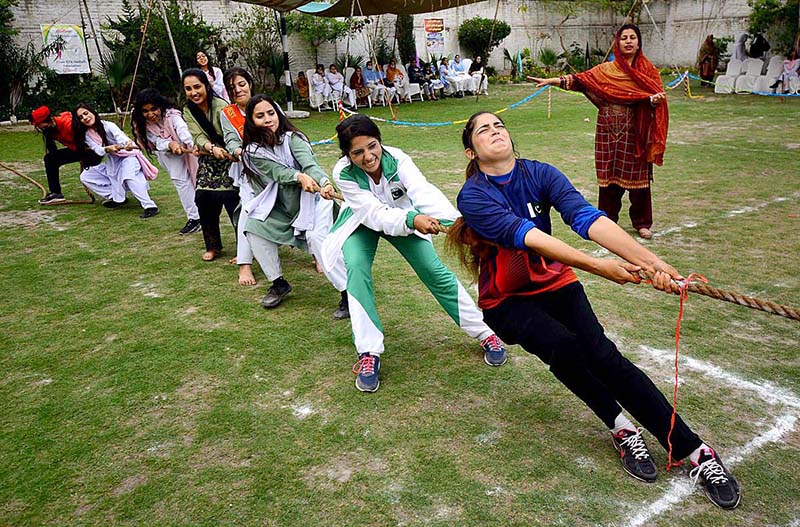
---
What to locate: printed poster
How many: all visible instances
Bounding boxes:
[424,18,444,55]
[41,24,91,74]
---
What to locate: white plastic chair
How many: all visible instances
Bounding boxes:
[734,58,764,93]
[398,64,423,102]
[753,55,786,92]
[714,59,743,94]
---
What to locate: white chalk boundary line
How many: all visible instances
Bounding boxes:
[621,345,800,526]
[627,414,797,527]
[590,190,800,257]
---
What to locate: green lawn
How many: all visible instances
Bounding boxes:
[1,83,799,526]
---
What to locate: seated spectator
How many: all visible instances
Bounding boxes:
[451,54,473,94]
[311,64,331,101]
[350,66,372,106]
[408,62,437,100]
[385,59,408,102]
[770,52,799,94]
[469,55,489,95]
[296,70,309,100]
[363,60,397,105]
[439,57,465,97]
[325,64,356,108]
[423,63,445,99]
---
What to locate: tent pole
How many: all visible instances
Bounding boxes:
[279,11,293,112]
[159,0,183,78]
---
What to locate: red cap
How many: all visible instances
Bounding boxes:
[31,106,51,126]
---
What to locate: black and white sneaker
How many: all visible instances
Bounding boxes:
[689,448,741,509]
[179,218,201,235]
[39,192,65,204]
[611,428,658,483]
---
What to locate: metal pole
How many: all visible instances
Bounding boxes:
[159,0,182,78]
[81,0,119,116]
[279,11,293,112]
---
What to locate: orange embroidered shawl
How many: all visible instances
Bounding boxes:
[576,40,668,165]
[222,104,245,138]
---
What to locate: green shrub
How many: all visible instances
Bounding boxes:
[457,16,511,60]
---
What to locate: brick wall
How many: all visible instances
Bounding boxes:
[11,0,751,76]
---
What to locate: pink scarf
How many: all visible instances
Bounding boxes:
[145,108,198,184]
[88,127,159,181]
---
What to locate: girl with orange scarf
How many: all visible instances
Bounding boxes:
[530,24,668,240]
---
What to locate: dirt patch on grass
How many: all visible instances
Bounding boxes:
[112,474,147,496]
[304,453,389,489]
[0,210,68,231]
[191,440,254,469]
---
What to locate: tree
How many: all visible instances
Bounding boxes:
[457,17,511,60]
[5,38,64,118]
[103,0,221,100]
[226,8,282,89]
[748,0,800,55]
[395,14,416,65]
[286,12,352,64]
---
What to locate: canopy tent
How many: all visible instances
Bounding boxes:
[231,0,489,112]
[234,0,487,16]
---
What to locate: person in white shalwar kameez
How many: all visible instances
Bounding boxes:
[220,67,259,287]
[240,94,349,318]
[321,114,508,393]
[325,64,356,108]
[131,88,200,233]
[73,103,159,217]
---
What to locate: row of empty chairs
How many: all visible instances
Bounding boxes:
[714,55,800,94]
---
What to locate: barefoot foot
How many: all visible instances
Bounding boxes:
[202,250,220,261]
[238,264,257,286]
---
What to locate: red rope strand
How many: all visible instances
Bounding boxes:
[665,272,708,470]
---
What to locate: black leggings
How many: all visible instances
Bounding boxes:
[483,282,701,459]
[195,189,239,252]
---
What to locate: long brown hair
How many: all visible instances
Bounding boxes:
[445,111,510,279]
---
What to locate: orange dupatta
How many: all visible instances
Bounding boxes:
[222,104,245,139]
[576,39,668,166]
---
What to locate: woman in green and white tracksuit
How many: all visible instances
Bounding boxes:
[321,114,507,393]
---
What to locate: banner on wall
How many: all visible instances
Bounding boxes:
[41,24,91,74]
[424,18,444,56]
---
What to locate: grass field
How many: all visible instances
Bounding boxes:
[1,82,799,526]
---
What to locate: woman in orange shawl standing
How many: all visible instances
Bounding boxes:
[530,24,668,239]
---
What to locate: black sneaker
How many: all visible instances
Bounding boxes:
[261,278,292,308]
[480,333,507,366]
[39,192,65,204]
[353,353,380,392]
[140,207,159,219]
[102,198,128,209]
[611,428,658,483]
[179,218,201,235]
[332,294,350,320]
[689,448,741,509]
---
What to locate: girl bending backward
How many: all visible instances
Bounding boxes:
[448,111,740,511]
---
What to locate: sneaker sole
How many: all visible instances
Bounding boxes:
[39,199,66,205]
[611,438,658,483]
[355,378,379,393]
[483,354,507,367]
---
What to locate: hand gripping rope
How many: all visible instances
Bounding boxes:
[637,270,799,469]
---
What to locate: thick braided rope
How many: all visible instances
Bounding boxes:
[687,283,800,321]
[0,161,95,205]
